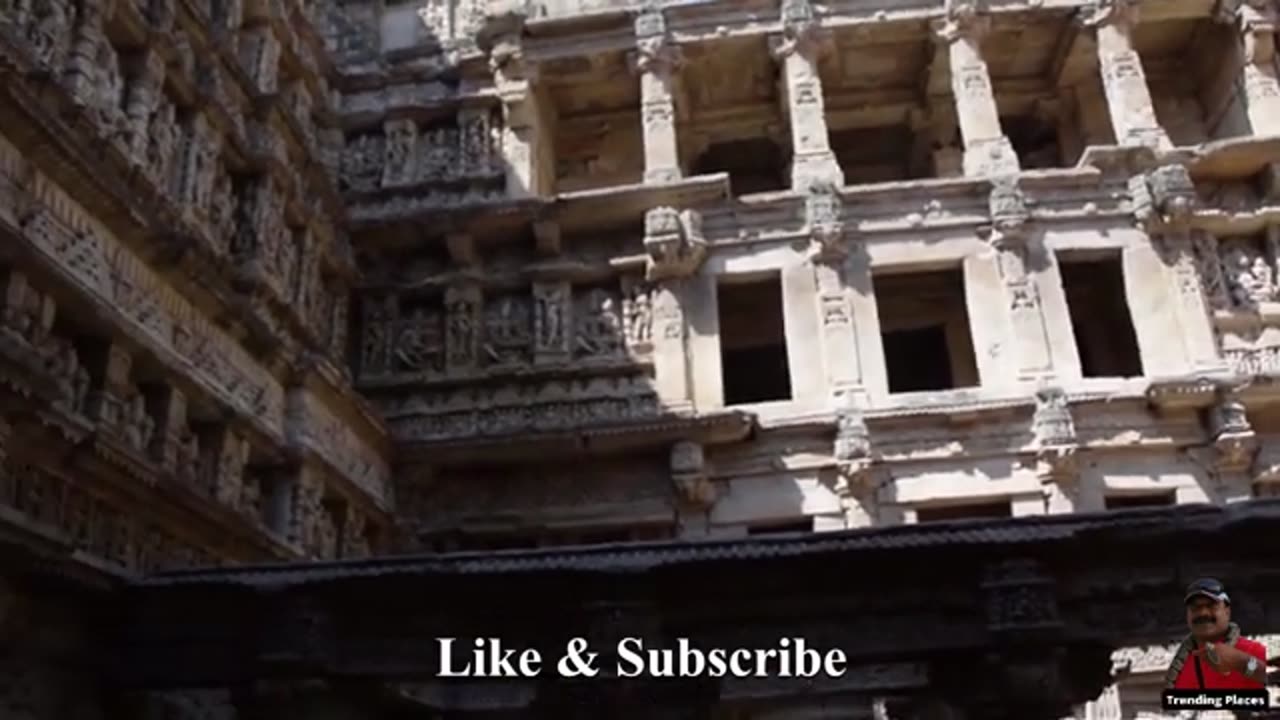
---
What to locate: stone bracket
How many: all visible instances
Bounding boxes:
[643,206,706,281]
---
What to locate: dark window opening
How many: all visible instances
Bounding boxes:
[718,275,791,404]
[916,501,1012,523]
[259,473,293,535]
[1105,492,1176,510]
[883,325,954,393]
[692,138,788,195]
[747,519,813,536]
[830,125,924,184]
[874,269,977,393]
[1003,114,1063,170]
[1059,256,1144,378]
[323,497,348,557]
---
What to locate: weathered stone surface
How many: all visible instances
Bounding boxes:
[6,0,1280,717]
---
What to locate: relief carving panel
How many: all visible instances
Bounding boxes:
[358,277,654,384]
[0,136,286,437]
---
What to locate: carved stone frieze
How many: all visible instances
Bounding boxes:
[376,375,662,443]
[341,111,503,199]
[359,277,654,384]
[1,142,287,437]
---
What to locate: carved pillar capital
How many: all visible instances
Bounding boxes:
[1085,0,1143,28]
[1032,386,1079,486]
[1211,393,1258,472]
[1132,163,1196,232]
[631,7,683,77]
[805,183,848,260]
[671,440,715,509]
[643,207,706,280]
[934,0,993,43]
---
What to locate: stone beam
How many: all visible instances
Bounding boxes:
[631,7,684,184]
[931,0,1020,177]
[769,0,844,191]
[1048,17,1094,88]
[1083,0,1171,149]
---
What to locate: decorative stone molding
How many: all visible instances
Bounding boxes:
[670,440,715,509]
[643,206,706,281]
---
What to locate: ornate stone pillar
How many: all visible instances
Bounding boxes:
[804,185,862,397]
[933,0,1019,177]
[238,24,281,96]
[1084,0,1171,149]
[1221,0,1280,135]
[492,31,554,197]
[985,178,1054,379]
[1134,164,1227,371]
[151,385,187,473]
[769,0,844,191]
[124,50,166,167]
[644,207,705,410]
[671,440,715,537]
[1032,386,1079,514]
[203,425,249,509]
[832,394,875,528]
[632,7,683,184]
[88,343,132,430]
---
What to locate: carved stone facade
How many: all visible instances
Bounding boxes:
[4,0,1280,718]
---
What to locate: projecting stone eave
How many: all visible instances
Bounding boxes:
[396,408,755,466]
[346,173,730,242]
[1187,135,1280,181]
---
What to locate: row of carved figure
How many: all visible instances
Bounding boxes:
[359,277,656,380]
[341,110,506,194]
[1202,228,1280,311]
[0,267,371,563]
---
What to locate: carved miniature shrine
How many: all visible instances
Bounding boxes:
[2,0,1280,717]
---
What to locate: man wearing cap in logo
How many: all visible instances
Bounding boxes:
[1166,578,1268,690]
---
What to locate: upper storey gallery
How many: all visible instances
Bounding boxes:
[334,0,1280,202]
